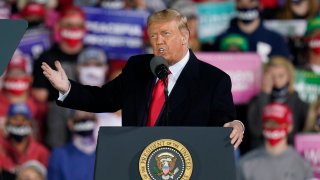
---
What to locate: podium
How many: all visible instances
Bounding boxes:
[94,127,236,180]
[0,19,28,75]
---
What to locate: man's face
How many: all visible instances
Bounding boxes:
[59,13,85,30]
[7,114,32,127]
[148,20,188,65]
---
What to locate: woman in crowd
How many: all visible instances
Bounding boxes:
[247,56,308,148]
[304,96,320,132]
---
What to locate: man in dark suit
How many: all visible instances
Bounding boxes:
[41,9,244,149]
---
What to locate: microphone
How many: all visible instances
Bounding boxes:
[150,56,169,81]
[150,56,170,126]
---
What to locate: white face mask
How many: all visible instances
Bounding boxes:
[79,66,106,86]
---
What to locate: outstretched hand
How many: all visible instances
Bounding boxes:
[224,120,244,150]
[41,61,70,94]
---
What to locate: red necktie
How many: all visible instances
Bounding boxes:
[147,76,169,126]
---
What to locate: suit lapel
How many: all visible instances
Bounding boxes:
[135,57,156,126]
[168,51,199,112]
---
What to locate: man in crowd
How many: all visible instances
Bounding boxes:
[32,6,86,148]
[48,110,97,180]
[213,0,290,62]
[41,9,245,148]
[237,103,313,180]
[0,103,49,173]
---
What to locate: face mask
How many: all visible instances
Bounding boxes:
[79,66,106,86]
[308,36,320,55]
[263,126,288,146]
[7,125,32,142]
[271,85,289,102]
[59,27,86,48]
[73,119,95,137]
[28,20,43,28]
[237,7,260,24]
[3,76,31,95]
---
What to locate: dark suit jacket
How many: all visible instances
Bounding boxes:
[57,51,236,126]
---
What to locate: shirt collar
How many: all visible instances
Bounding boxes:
[168,50,190,81]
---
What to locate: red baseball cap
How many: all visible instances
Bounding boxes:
[263,103,293,124]
[7,51,28,72]
[21,2,46,18]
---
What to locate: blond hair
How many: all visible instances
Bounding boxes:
[304,96,320,132]
[147,9,190,36]
[265,56,296,93]
[278,0,319,19]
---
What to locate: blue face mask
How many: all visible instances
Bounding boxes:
[237,7,260,24]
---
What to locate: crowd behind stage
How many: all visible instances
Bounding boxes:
[1,0,320,179]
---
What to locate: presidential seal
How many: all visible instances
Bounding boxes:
[139,139,193,180]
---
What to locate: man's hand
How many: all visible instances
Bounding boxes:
[41,61,70,94]
[224,120,244,150]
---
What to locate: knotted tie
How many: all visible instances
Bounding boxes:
[147,75,169,126]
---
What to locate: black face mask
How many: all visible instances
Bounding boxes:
[237,7,260,24]
[7,125,31,143]
[271,85,289,102]
[9,133,27,143]
[73,119,95,137]
[28,20,43,28]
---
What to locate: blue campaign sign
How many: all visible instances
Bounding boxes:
[82,7,149,60]
[18,29,52,61]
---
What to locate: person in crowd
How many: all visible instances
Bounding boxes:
[304,96,320,132]
[237,103,313,180]
[32,5,87,148]
[75,47,121,138]
[302,16,320,74]
[0,103,49,173]
[219,33,249,52]
[41,8,244,149]
[0,51,40,136]
[278,0,318,20]
[212,0,290,62]
[32,5,86,102]
[247,56,308,148]
[16,160,47,180]
[19,2,47,30]
[76,47,109,87]
[47,110,97,180]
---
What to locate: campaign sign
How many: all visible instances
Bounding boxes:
[196,1,236,43]
[82,7,149,60]
[264,20,307,37]
[295,70,320,103]
[196,52,262,105]
[18,29,52,61]
[295,134,320,178]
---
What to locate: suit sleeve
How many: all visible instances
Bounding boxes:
[210,74,237,126]
[56,57,134,113]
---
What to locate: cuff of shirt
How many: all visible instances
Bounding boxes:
[234,120,245,133]
[57,83,71,102]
